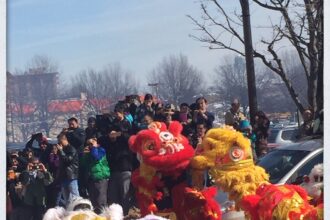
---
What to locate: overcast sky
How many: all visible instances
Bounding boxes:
[7,0,281,90]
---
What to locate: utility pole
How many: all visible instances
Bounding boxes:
[240,0,258,125]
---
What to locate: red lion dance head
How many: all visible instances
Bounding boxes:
[129,121,195,176]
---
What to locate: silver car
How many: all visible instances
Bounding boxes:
[267,126,299,148]
[258,138,323,184]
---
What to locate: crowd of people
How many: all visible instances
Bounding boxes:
[6,93,317,220]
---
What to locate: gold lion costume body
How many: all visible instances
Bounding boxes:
[191,126,323,220]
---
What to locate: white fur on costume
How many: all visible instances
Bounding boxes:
[42,206,66,220]
[66,197,93,212]
[42,197,124,220]
[137,214,169,220]
[302,163,323,199]
[100,204,124,220]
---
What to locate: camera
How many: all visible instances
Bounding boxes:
[32,132,43,140]
[32,165,39,170]
[96,113,116,135]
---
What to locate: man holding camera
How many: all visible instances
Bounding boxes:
[16,157,53,220]
[64,117,86,152]
[56,132,80,206]
[25,133,52,166]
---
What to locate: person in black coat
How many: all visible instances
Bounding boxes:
[253,111,270,158]
[101,103,137,215]
[134,94,155,132]
[192,97,215,130]
[65,117,86,152]
[85,116,100,141]
[65,117,87,197]
[56,132,80,206]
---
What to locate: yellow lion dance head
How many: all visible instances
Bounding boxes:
[191,126,269,208]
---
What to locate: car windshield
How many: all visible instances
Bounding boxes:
[257,149,310,183]
[268,129,279,143]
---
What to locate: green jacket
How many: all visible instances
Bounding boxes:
[83,147,110,181]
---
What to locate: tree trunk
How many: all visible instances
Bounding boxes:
[240,0,258,125]
[316,50,323,116]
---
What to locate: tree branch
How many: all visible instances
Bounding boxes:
[252,0,283,11]
[187,15,245,56]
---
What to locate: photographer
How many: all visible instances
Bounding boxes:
[7,151,27,215]
[64,117,86,152]
[81,138,110,214]
[95,110,117,137]
[25,133,52,166]
[16,157,53,220]
[56,132,80,206]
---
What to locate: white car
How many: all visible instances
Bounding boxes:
[267,126,299,148]
[258,138,323,185]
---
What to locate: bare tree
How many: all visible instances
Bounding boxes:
[103,63,139,100]
[71,63,139,113]
[188,0,323,116]
[214,55,300,114]
[7,55,60,140]
[256,64,297,113]
[214,56,249,111]
[26,54,59,74]
[148,54,204,105]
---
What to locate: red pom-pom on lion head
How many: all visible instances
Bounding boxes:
[129,121,195,175]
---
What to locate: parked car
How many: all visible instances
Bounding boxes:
[267,126,299,148]
[258,138,323,184]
